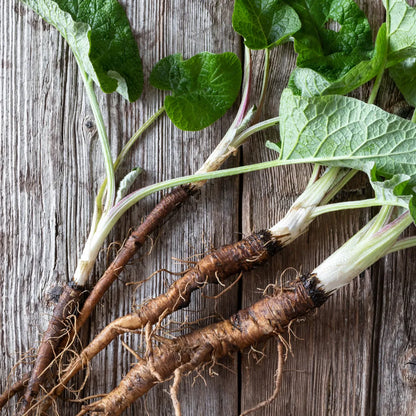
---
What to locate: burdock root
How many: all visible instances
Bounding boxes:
[79,274,327,415]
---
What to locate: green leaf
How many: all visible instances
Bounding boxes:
[385,0,416,107]
[265,140,281,153]
[366,164,416,220]
[115,167,143,203]
[150,52,242,131]
[384,0,416,66]
[279,89,416,215]
[390,58,416,107]
[289,24,387,97]
[279,88,416,182]
[232,0,301,50]
[366,165,412,211]
[323,24,387,95]
[290,0,373,81]
[287,68,331,97]
[22,0,143,102]
[409,194,416,221]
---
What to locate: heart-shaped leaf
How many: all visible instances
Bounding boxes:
[232,0,301,50]
[150,52,242,131]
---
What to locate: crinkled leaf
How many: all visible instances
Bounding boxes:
[280,89,416,179]
[288,68,331,97]
[384,0,416,66]
[365,164,413,211]
[390,58,416,107]
[22,0,143,102]
[289,24,387,97]
[232,0,301,50]
[115,167,143,203]
[323,24,387,95]
[150,52,242,131]
[279,89,416,213]
[290,0,373,81]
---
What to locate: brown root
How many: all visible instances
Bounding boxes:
[121,341,144,363]
[79,274,327,415]
[49,230,282,404]
[24,186,193,415]
[202,271,243,300]
[0,373,29,409]
[126,267,187,289]
[27,306,88,415]
[145,322,164,383]
[0,347,37,411]
[48,314,145,401]
[20,282,84,415]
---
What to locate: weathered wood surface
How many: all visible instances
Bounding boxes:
[0,1,415,415]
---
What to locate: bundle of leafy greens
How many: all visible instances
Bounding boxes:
[2,0,416,414]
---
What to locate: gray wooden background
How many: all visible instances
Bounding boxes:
[1,1,415,415]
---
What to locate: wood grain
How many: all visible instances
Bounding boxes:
[0,1,415,415]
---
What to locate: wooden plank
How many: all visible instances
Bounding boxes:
[2,1,416,415]
[0,1,240,415]
[240,2,416,416]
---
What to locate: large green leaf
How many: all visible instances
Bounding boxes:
[390,58,416,107]
[150,52,242,131]
[279,89,416,180]
[290,0,373,81]
[279,89,416,217]
[232,0,301,50]
[22,0,143,102]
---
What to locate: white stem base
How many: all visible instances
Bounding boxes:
[269,167,344,246]
[72,215,110,286]
[269,204,315,246]
[315,211,412,293]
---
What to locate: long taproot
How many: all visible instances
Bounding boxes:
[20,283,83,414]
[81,274,327,415]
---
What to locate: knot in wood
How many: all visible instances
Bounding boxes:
[400,347,416,387]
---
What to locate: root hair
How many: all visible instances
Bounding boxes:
[169,369,182,416]
[240,341,285,416]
